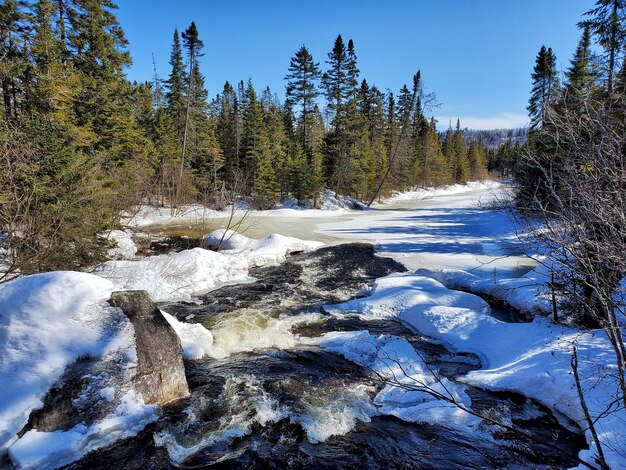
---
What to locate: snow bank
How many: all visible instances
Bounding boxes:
[122,204,220,228]
[94,248,251,302]
[385,181,502,203]
[328,273,490,322]
[416,263,551,316]
[0,271,160,468]
[105,230,137,260]
[0,272,117,452]
[96,231,323,302]
[124,190,366,229]
[326,272,626,469]
[277,189,367,211]
[315,331,479,430]
[8,391,158,470]
[204,229,323,267]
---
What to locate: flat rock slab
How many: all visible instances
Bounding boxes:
[109,290,188,404]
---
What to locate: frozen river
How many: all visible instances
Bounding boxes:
[144,183,535,279]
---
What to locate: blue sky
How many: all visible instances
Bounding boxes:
[116,0,595,129]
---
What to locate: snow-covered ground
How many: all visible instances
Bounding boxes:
[95,230,322,302]
[123,188,362,229]
[323,272,626,470]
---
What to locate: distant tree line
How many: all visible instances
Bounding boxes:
[461,128,526,148]
[0,0,491,274]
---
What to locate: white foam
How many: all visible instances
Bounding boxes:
[162,309,323,360]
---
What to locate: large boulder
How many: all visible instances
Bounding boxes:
[109,291,189,404]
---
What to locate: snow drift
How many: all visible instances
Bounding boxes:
[324,272,626,469]
[0,272,159,468]
[96,230,323,302]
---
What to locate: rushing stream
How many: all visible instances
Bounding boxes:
[69,243,586,469]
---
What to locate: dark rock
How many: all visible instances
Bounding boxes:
[109,291,188,405]
[24,363,91,433]
[163,242,407,319]
[61,423,172,470]
[148,236,201,256]
[20,355,128,435]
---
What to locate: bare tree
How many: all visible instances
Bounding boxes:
[513,97,626,415]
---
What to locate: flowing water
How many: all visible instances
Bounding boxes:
[70,244,586,470]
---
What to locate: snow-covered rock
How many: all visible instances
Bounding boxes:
[316,330,479,430]
[325,272,626,470]
[109,291,189,404]
[0,272,119,453]
[318,189,367,211]
[8,391,158,470]
[204,229,323,267]
[105,230,137,260]
[0,272,163,469]
[96,231,323,302]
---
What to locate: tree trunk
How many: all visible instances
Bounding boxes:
[179,54,194,195]
[571,346,609,470]
[2,78,12,120]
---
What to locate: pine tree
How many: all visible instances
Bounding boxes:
[565,25,596,100]
[68,0,131,78]
[413,116,449,188]
[151,107,181,205]
[393,81,418,188]
[27,0,81,128]
[580,0,626,100]
[321,34,349,123]
[216,81,240,185]
[528,46,559,130]
[321,35,363,195]
[241,80,277,206]
[284,45,321,157]
[1,0,29,121]
[453,119,469,183]
[356,80,389,199]
[384,91,398,171]
[467,139,488,181]
[68,0,148,172]
[179,21,204,184]
[165,29,187,139]
[262,87,288,197]
[186,60,221,196]
[345,39,360,100]
[28,0,60,113]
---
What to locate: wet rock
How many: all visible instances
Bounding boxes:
[147,236,201,256]
[164,243,407,319]
[62,423,171,470]
[109,291,189,404]
[24,364,91,433]
[20,354,129,436]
